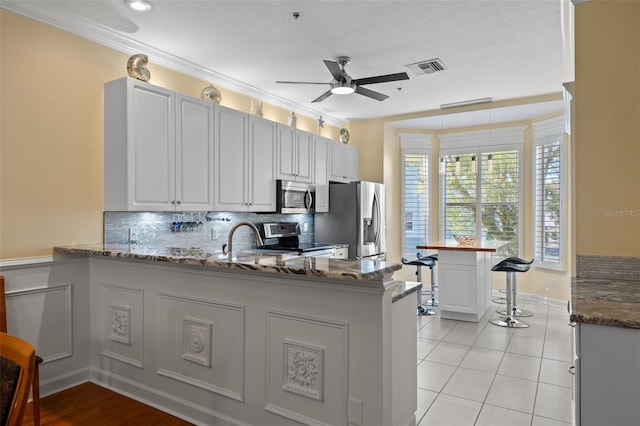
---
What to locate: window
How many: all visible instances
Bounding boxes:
[400,134,431,258]
[533,118,566,270]
[440,126,524,258]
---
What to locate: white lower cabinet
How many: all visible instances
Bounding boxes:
[575,323,640,425]
[104,77,214,211]
[214,106,276,211]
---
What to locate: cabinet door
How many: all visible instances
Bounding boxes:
[314,136,330,212]
[176,94,214,211]
[344,144,360,181]
[276,125,296,180]
[214,106,249,211]
[248,116,276,211]
[329,140,347,183]
[130,81,176,210]
[295,130,314,183]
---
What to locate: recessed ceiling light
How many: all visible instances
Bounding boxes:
[126,0,152,12]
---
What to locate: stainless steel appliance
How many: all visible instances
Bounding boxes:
[258,222,338,257]
[276,180,315,214]
[315,181,386,260]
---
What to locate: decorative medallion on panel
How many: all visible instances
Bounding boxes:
[282,340,324,401]
[182,317,212,368]
[109,304,132,345]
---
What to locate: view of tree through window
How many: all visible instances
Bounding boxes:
[442,149,520,257]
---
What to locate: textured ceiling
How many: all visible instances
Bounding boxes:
[2,0,567,127]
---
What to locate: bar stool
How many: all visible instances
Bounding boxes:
[417,252,438,308]
[489,258,534,328]
[495,257,534,318]
[401,254,438,316]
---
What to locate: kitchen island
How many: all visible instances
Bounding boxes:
[417,240,506,322]
[53,244,417,426]
[570,276,640,426]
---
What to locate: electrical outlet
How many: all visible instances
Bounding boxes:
[211,228,218,240]
[550,279,557,288]
[129,226,138,245]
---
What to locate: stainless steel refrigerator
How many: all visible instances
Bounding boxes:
[315,181,386,260]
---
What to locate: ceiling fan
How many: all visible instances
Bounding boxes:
[276,56,409,103]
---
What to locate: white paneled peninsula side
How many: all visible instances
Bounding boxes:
[52,245,418,426]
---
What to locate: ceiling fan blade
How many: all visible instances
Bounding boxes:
[276,81,329,85]
[353,72,409,86]
[323,60,345,81]
[355,86,389,101]
[311,90,333,103]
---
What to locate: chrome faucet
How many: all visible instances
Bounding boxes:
[221,221,264,258]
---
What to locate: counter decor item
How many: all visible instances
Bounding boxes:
[453,234,477,245]
[201,85,221,104]
[288,111,297,127]
[126,53,150,82]
[339,128,350,144]
[250,99,263,117]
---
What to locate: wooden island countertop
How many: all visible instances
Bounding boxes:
[417,240,507,253]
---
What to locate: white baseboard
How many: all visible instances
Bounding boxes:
[89,368,249,426]
[491,291,568,310]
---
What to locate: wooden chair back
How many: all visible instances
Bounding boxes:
[1,275,7,332]
[0,332,36,426]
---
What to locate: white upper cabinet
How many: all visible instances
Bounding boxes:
[104,77,214,211]
[214,105,276,211]
[313,135,330,213]
[329,140,359,183]
[276,125,314,183]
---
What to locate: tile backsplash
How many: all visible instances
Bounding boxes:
[576,255,640,281]
[104,211,314,253]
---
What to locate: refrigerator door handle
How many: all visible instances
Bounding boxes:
[373,191,381,247]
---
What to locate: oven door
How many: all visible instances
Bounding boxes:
[277,180,315,214]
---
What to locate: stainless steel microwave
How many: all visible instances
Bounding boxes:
[276,180,315,214]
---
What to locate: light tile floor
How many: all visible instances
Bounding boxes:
[416,300,573,426]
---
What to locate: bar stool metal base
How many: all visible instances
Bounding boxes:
[496,307,534,317]
[418,305,437,316]
[490,316,529,328]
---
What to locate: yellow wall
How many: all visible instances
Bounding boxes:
[0,10,339,259]
[574,0,640,257]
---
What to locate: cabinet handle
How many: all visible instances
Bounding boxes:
[568,365,575,375]
[171,201,176,205]
[176,201,181,205]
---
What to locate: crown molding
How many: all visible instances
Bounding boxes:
[1,2,346,128]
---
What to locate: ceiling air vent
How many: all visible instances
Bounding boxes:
[405,58,446,76]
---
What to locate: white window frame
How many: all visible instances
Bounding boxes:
[532,117,567,271]
[399,133,431,258]
[439,126,526,258]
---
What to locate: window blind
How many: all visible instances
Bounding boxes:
[534,140,562,265]
[402,152,429,257]
[481,150,520,257]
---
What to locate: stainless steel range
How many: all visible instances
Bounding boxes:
[259,222,341,257]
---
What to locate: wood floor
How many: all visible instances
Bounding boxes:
[21,382,193,425]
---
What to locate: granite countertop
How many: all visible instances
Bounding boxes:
[570,277,640,329]
[53,244,401,283]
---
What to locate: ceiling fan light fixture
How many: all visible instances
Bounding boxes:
[330,81,355,95]
[126,0,152,12]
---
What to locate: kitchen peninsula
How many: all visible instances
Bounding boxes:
[53,244,417,426]
[417,240,507,322]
